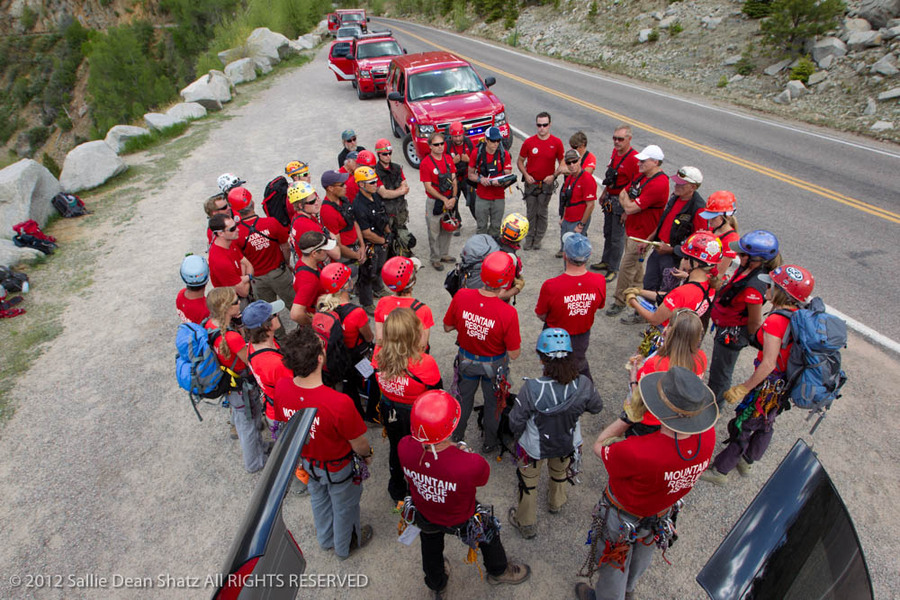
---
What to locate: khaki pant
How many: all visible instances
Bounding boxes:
[516,456,570,527]
[425,203,452,263]
[613,237,646,306]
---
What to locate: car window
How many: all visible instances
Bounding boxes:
[331,42,351,58]
[398,72,406,96]
[337,26,361,39]
[357,41,403,60]
[407,66,484,101]
[342,14,364,22]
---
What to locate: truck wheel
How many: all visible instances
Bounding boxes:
[351,80,357,89]
[357,84,369,100]
[390,111,402,139]
[402,133,421,169]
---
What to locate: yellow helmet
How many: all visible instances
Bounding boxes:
[354,166,377,183]
[285,160,308,177]
[287,181,316,204]
[500,213,529,243]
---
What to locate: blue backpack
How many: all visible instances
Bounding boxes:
[175,321,235,420]
[778,297,848,416]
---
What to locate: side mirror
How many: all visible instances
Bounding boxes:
[484,76,496,87]
[387,91,403,102]
[403,48,408,54]
[367,16,371,21]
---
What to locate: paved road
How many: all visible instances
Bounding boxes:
[374,18,900,344]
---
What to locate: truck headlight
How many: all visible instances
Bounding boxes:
[494,111,507,126]
[417,124,435,137]
[359,69,371,78]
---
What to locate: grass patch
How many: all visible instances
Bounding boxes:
[122,121,190,154]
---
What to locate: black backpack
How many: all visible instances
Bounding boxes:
[51,193,89,218]
[312,310,354,387]
[0,266,29,293]
[262,177,291,227]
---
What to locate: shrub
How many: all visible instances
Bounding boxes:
[735,57,756,76]
[588,1,598,21]
[121,121,190,154]
[647,28,659,42]
[761,0,845,55]
[0,104,20,143]
[25,125,51,152]
[743,0,773,18]
[790,55,815,83]
[452,0,471,31]
[42,152,61,178]
[21,6,38,31]
[717,75,728,88]
[669,22,683,36]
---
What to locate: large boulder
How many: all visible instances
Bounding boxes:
[0,159,61,232]
[180,70,232,111]
[871,54,899,76]
[253,57,274,74]
[59,141,127,193]
[225,58,258,84]
[858,0,900,28]
[144,112,179,131]
[292,34,317,51]
[166,102,207,122]
[786,79,808,100]
[877,86,900,99]
[217,47,246,67]
[246,27,292,64]
[0,238,43,267]
[846,30,882,51]
[811,37,847,66]
[104,125,150,154]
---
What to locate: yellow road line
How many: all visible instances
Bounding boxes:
[392,24,900,225]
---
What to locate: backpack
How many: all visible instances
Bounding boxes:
[444,234,500,296]
[311,310,354,387]
[0,266,29,293]
[654,191,705,248]
[12,220,57,255]
[684,280,713,331]
[777,297,847,413]
[51,193,88,218]
[175,321,235,421]
[238,216,280,252]
[262,176,291,227]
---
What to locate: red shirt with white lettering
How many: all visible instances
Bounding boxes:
[469,147,512,200]
[398,437,490,526]
[626,173,669,238]
[562,170,598,223]
[373,353,441,405]
[535,272,607,335]
[292,264,323,311]
[176,289,209,324]
[601,429,715,517]
[580,150,597,173]
[247,344,293,420]
[208,242,244,289]
[235,216,288,276]
[717,229,740,260]
[273,381,366,471]
[756,310,795,373]
[519,134,564,180]
[635,351,708,427]
[443,289,521,356]
[321,199,358,246]
[662,280,715,326]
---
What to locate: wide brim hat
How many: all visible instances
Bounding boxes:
[639,367,718,435]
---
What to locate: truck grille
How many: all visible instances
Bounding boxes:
[437,116,494,137]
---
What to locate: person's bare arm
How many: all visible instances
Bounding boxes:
[508,348,521,360]
[619,189,641,215]
[349,434,373,464]
[290,303,313,325]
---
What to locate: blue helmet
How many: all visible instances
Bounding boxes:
[536,328,572,358]
[729,230,779,261]
[180,254,209,286]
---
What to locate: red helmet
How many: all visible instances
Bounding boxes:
[357,150,377,167]
[700,190,737,218]
[481,251,515,288]
[763,264,815,304]
[320,262,351,294]
[448,121,464,136]
[440,213,460,232]
[227,187,252,212]
[411,390,461,445]
[676,230,723,265]
[381,256,415,292]
[375,138,392,153]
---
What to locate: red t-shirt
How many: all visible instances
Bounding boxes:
[290,213,328,257]
[443,289,521,356]
[340,305,370,350]
[519,134,564,180]
[711,269,766,327]
[656,197,707,245]
[601,429,715,517]
[374,354,441,405]
[398,437,490,527]
[293,264,324,311]
[605,148,639,194]
[581,150,597,173]
[535,272,607,335]
[206,228,214,245]
[204,321,247,371]
[562,170,598,223]
[273,381,366,470]
[635,351,708,427]
[247,343,293,420]
[235,216,288,276]
[420,154,456,200]
[469,147,512,200]
[662,280,715,326]
[176,289,209,324]
[756,310,795,373]
[717,229,740,260]
[375,296,434,329]
[626,173,669,238]
[321,199,358,247]
[208,242,244,289]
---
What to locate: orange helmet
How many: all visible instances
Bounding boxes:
[700,190,737,219]
[381,256,416,292]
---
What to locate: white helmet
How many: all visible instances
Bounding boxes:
[217,172,245,194]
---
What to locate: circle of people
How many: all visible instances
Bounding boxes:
[175,115,818,600]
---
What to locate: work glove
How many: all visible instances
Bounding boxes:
[623,287,641,305]
[600,436,625,447]
[724,384,750,405]
[623,385,646,422]
[512,277,525,292]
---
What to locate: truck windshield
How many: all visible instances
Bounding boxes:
[408,67,484,101]
[342,14,364,22]
[357,41,403,59]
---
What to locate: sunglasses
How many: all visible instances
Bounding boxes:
[331,181,347,186]
[379,151,392,155]
[536,122,550,128]
[215,204,229,212]
[220,224,237,233]
[613,136,627,142]
[363,180,378,185]
[231,298,240,306]
[345,137,357,143]
[430,142,444,146]
[565,160,579,165]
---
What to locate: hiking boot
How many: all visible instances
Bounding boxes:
[363,304,376,316]
[453,230,461,237]
[432,261,444,271]
[589,261,608,272]
[481,443,498,454]
[431,558,451,599]
[508,507,536,539]
[532,242,542,250]
[700,469,729,486]
[548,501,565,514]
[229,424,238,440]
[620,312,644,325]
[338,524,373,560]
[555,250,565,258]
[605,270,618,282]
[373,288,390,299]
[575,582,596,600]
[487,561,531,586]
[441,255,455,263]
[523,238,534,251]
[736,457,753,476]
[606,303,625,317]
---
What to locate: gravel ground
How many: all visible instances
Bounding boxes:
[0,47,897,600]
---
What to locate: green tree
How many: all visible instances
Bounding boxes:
[761,0,845,55]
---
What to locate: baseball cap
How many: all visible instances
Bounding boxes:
[635,144,664,162]
[298,231,337,254]
[564,149,580,162]
[241,299,286,329]
[485,126,502,141]
[345,150,359,161]
[562,232,592,262]
[341,129,357,141]
[672,166,703,186]
[321,170,349,188]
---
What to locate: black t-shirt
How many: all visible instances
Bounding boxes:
[353,191,388,236]
[338,145,366,168]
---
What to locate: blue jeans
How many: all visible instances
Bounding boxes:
[560,216,592,250]
[303,459,363,558]
[454,352,508,446]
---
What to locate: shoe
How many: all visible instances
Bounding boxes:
[481,443,498,454]
[532,243,542,250]
[589,261,608,272]
[432,261,444,271]
[523,239,534,251]
[338,524,373,560]
[555,250,565,258]
[431,559,451,599]
[575,582,596,600]
[606,303,625,317]
[441,255,455,263]
[548,501,565,514]
[736,457,753,476]
[229,424,238,440]
[605,270,618,282]
[620,312,644,325]
[508,507,536,539]
[363,304,376,316]
[373,288,390,299]
[487,561,531,586]
[700,469,729,485]
[453,230,461,237]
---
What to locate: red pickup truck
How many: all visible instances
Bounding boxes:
[327,32,405,100]
[328,8,368,35]
[385,51,511,169]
